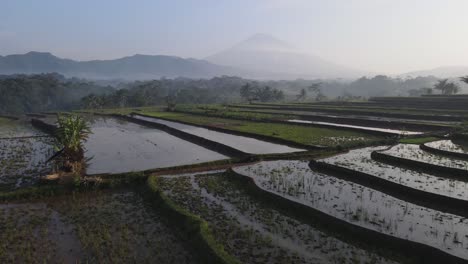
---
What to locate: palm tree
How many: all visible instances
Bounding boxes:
[54,114,91,173]
[433,79,460,95]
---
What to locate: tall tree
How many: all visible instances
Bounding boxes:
[240,83,257,104]
[296,88,307,101]
[433,79,460,95]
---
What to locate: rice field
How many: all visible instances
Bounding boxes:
[2,103,468,263]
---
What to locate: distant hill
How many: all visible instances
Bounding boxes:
[206,34,365,79]
[400,66,468,78]
[0,51,241,80]
[0,35,370,80]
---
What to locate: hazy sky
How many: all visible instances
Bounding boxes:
[1,0,468,74]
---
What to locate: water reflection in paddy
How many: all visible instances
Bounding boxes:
[320,146,468,201]
[234,160,468,260]
[288,119,423,135]
[84,117,227,174]
[132,114,305,154]
[380,144,468,170]
[425,140,468,154]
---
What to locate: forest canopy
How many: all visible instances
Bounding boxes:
[0,73,465,114]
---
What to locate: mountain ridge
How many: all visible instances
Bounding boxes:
[0,51,241,80]
[399,66,468,78]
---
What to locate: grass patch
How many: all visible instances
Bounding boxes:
[398,137,439,144]
[147,176,240,264]
[0,185,63,202]
[139,110,384,148]
[231,103,468,117]
[175,104,295,121]
[0,117,12,125]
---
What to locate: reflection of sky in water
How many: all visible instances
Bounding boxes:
[288,119,423,135]
[235,160,468,260]
[84,117,227,174]
[133,115,305,154]
[382,144,468,170]
[321,146,468,201]
[426,140,468,154]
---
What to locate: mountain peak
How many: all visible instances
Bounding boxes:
[233,33,292,51]
[24,51,55,57]
[206,34,363,79]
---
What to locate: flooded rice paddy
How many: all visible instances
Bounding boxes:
[158,171,397,264]
[320,146,468,201]
[380,144,468,171]
[233,108,459,126]
[425,140,468,154]
[234,160,468,260]
[84,117,227,174]
[0,118,54,189]
[0,191,198,263]
[132,114,305,154]
[0,117,47,138]
[288,119,423,135]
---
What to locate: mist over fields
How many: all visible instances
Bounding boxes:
[2,34,467,81]
[2,33,468,115]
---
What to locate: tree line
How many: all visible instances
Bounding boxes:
[1,73,468,114]
[0,73,112,114]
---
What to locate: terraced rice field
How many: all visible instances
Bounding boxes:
[0,118,46,138]
[158,171,397,264]
[3,104,468,263]
[132,114,305,154]
[425,140,468,154]
[0,191,198,263]
[0,119,54,189]
[379,144,468,171]
[223,107,459,126]
[288,119,423,135]
[0,137,54,189]
[319,146,468,201]
[139,111,383,148]
[234,160,468,260]
[84,117,227,174]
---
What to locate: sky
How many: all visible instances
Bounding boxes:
[1,0,468,74]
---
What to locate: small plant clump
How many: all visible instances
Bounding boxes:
[53,114,92,174]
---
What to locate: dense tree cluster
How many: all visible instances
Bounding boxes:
[81,76,247,109]
[0,73,112,114]
[239,83,284,103]
[433,79,460,95]
[1,73,467,114]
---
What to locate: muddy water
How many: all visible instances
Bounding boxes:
[425,140,468,154]
[288,119,423,135]
[0,191,199,263]
[0,203,84,262]
[159,172,397,264]
[132,114,305,154]
[381,144,468,170]
[0,137,54,188]
[0,118,46,138]
[321,146,468,201]
[234,160,468,260]
[84,117,227,174]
